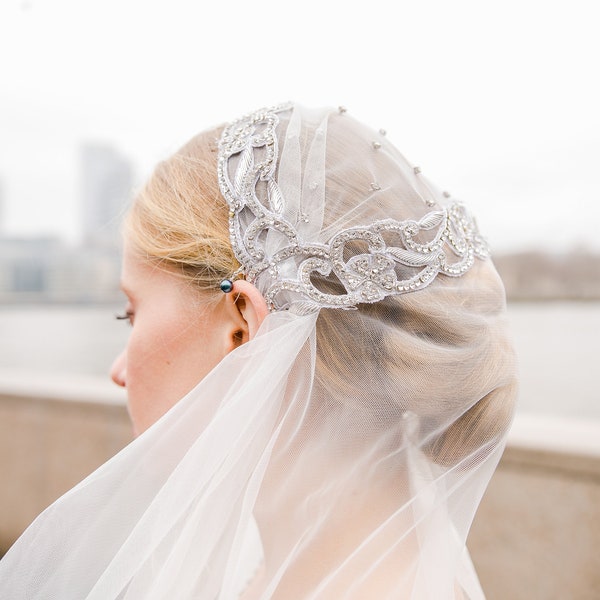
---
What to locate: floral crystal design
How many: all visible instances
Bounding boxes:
[218,104,490,312]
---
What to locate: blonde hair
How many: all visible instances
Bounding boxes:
[125,127,238,300]
[126,123,516,466]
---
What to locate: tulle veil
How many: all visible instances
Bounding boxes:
[0,104,517,598]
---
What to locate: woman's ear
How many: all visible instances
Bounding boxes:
[221,280,269,349]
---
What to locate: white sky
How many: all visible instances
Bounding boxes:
[0,0,599,252]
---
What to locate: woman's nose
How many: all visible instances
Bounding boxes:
[110,349,127,388]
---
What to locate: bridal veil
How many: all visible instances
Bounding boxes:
[0,103,517,598]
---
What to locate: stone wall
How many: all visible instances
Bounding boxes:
[0,374,132,551]
[1,383,598,598]
[469,414,600,599]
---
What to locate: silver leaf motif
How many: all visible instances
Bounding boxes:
[386,247,440,267]
[267,179,284,215]
[233,146,254,199]
[418,211,445,230]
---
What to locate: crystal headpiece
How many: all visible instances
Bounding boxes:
[218,104,490,312]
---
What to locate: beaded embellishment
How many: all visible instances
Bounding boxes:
[218,104,489,312]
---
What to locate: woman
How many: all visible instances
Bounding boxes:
[0,103,517,598]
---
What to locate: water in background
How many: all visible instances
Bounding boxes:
[506,302,599,420]
[0,302,598,419]
[0,304,129,381]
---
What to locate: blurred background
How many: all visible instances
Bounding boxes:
[0,0,598,417]
[0,1,599,597]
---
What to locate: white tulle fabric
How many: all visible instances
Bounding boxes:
[0,105,517,599]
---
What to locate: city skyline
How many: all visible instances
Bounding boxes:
[1,125,598,255]
[0,137,135,246]
[1,0,599,252]
[0,139,127,303]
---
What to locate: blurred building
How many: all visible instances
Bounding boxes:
[80,143,133,249]
[0,236,121,304]
[0,143,135,304]
[0,179,4,232]
[495,250,600,301]
[0,237,58,300]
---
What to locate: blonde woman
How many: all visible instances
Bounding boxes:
[0,103,517,599]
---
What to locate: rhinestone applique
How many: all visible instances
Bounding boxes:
[218,104,490,312]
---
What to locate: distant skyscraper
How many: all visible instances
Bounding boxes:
[80,143,134,248]
[0,178,4,233]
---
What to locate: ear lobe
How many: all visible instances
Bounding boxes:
[224,280,269,346]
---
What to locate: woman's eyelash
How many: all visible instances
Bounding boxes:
[115,311,134,324]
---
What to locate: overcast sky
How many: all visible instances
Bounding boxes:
[1,0,599,252]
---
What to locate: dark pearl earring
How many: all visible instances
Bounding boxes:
[220,279,234,293]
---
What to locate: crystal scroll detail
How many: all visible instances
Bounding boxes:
[218,104,490,312]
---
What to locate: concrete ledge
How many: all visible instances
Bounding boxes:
[0,368,127,406]
[0,373,132,553]
[1,378,599,598]
[469,413,600,600]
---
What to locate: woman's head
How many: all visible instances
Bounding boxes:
[111,129,270,434]
[6,104,519,599]
[113,103,516,454]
